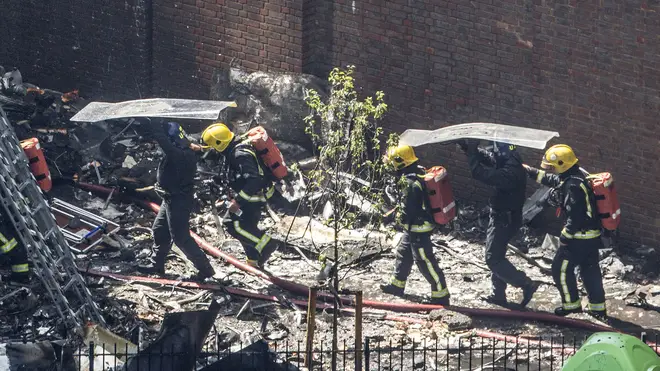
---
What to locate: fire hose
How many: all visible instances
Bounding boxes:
[81,268,577,357]
[77,183,657,351]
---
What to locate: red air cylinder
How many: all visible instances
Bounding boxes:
[587,172,621,231]
[245,126,288,180]
[423,166,456,224]
[20,137,52,192]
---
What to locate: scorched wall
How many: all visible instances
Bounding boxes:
[1,0,659,249]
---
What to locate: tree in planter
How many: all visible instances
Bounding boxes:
[303,65,395,369]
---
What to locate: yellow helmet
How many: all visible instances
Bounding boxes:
[541,144,578,173]
[201,122,235,152]
[386,145,419,170]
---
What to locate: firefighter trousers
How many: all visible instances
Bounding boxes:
[551,238,606,312]
[225,203,278,266]
[391,231,449,298]
[485,209,533,298]
[152,192,215,276]
[0,222,29,278]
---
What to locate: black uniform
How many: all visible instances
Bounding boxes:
[147,125,215,277]
[223,138,278,267]
[0,209,30,282]
[467,144,534,300]
[389,165,449,300]
[525,164,606,313]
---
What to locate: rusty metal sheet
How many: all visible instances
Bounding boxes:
[69,98,237,123]
[399,123,560,150]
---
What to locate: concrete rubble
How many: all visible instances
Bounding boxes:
[1,65,660,370]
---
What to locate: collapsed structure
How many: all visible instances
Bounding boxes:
[0,66,658,370]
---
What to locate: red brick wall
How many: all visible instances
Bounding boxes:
[311,0,660,249]
[0,0,151,101]
[151,0,304,98]
[2,0,658,249]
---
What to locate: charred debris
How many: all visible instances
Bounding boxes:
[1,65,658,370]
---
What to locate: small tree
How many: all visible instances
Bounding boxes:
[304,65,395,370]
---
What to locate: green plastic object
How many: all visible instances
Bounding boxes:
[562,332,660,371]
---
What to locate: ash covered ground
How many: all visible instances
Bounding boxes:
[2,67,660,370]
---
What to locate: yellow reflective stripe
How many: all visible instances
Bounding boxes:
[560,259,572,304]
[238,190,266,203]
[11,263,29,273]
[413,180,423,190]
[265,185,275,199]
[561,228,601,240]
[233,221,260,243]
[563,299,581,310]
[246,259,259,267]
[1,238,17,254]
[418,248,442,290]
[536,169,546,184]
[588,302,606,311]
[399,221,434,233]
[391,277,406,288]
[579,183,593,218]
[431,288,449,298]
[0,232,8,244]
[242,146,264,176]
[254,234,271,253]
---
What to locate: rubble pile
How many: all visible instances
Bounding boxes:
[2,65,660,370]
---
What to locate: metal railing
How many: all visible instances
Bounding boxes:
[67,333,610,370]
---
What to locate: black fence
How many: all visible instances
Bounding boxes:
[65,332,660,371]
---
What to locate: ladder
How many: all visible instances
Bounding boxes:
[0,107,105,335]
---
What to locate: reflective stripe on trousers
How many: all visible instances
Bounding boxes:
[390,277,406,288]
[561,229,601,240]
[12,263,29,273]
[1,237,18,254]
[399,221,434,233]
[560,259,573,304]
[233,221,270,253]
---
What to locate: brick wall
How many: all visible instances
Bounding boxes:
[2,0,658,249]
[314,0,660,249]
[151,0,304,98]
[0,0,151,101]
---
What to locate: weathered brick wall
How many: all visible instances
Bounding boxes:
[321,0,660,248]
[2,0,658,248]
[0,0,151,101]
[151,0,304,98]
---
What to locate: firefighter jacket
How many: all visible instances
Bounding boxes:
[225,139,275,208]
[153,126,197,195]
[525,164,601,244]
[467,147,527,212]
[395,165,434,233]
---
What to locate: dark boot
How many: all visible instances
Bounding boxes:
[137,261,165,275]
[520,281,541,308]
[380,284,405,297]
[481,293,508,307]
[424,296,450,306]
[554,306,582,316]
[586,310,608,321]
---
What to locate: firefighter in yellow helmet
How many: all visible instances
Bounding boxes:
[201,123,278,269]
[380,144,450,305]
[524,144,607,320]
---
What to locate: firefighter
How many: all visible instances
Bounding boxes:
[379,145,450,305]
[523,144,607,320]
[201,123,279,269]
[136,119,216,281]
[0,207,30,284]
[459,139,539,308]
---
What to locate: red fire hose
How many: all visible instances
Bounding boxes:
[76,184,628,336]
[82,268,577,356]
